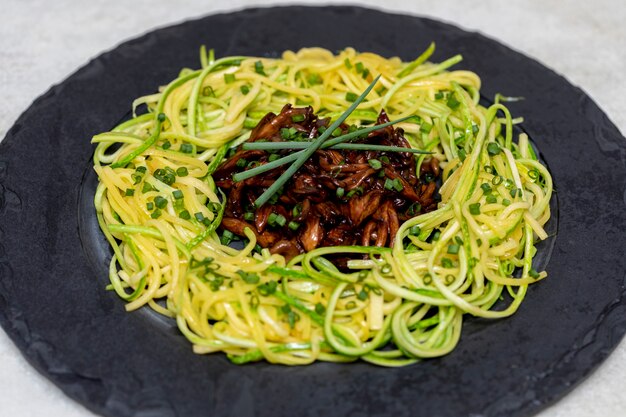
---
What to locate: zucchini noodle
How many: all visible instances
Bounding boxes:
[92,45,553,366]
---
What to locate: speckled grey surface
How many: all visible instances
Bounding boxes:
[1,4,626,417]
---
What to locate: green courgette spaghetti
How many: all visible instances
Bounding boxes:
[92,45,553,366]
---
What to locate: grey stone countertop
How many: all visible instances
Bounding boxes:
[1,0,625,416]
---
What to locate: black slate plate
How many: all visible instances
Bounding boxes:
[1,6,626,417]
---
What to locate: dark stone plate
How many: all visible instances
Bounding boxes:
[1,6,625,417]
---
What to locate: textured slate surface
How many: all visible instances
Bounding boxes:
[1,6,625,417]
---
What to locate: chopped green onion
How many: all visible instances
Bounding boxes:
[180,143,193,154]
[487,142,501,156]
[344,58,352,69]
[179,210,191,220]
[336,187,345,198]
[486,195,498,204]
[237,269,260,284]
[224,73,235,84]
[441,258,454,268]
[268,154,280,162]
[154,196,167,209]
[355,62,365,73]
[368,159,382,170]
[345,92,358,102]
[125,188,135,196]
[469,203,481,215]
[447,244,460,255]
[236,158,247,168]
[529,269,540,279]
[162,140,171,150]
[176,167,188,177]
[446,95,460,109]
[244,212,255,221]
[240,85,250,95]
[150,209,162,219]
[288,221,300,231]
[142,182,154,193]
[172,190,184,200]
[254,61,266,76]
[146,202,154,210]
[392,178,404,192]
[502,198,511,206]
[410,225,421,235]
[481,183,492,194]
[420,123,433,134]
[291,114,305,123]
[136,166,147,173]
[384,178,394,190]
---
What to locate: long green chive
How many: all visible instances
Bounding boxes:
[235,115,417,182]
[469,203,481,215]
[244,142,431,154]
[252,75,382,207]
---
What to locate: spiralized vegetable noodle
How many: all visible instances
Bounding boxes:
[92,45,553,366]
